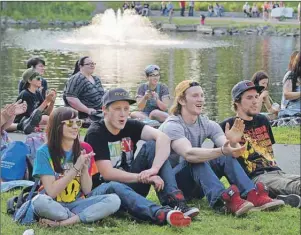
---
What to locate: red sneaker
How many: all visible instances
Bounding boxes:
[155,208,191,227]
[221,185,254,217]
[247,182,284,211]
[166,210,191,227]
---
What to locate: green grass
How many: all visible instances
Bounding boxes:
[1,179,300,235]
[1,2,95,23]
[80,126,300,145]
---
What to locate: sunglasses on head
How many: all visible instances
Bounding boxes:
[61,119,83,128]
[189,81,200,87]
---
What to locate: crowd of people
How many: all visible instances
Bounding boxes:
[1,51,300,227]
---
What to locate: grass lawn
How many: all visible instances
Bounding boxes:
[1,183,300,235]
[80,126,300,145]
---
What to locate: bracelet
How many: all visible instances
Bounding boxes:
[73,166,80,174]
[221,146,226,156]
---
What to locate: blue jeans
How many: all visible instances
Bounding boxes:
[90,182,170,224]
[173,156,255,207]
[126,140,179,205]
[32,193,120,223]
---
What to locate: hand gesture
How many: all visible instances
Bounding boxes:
[138,167,159,184]
[144,90,152,100]
[14,100,27,115]
[222,140,246,158]
[149,175,164,191]
[45,91,55,104]
[151,91,159,100]
[225,118,245,144]
[261,90,269,101]
[74,150,94,172]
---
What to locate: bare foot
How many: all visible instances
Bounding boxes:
[39,218,60,227]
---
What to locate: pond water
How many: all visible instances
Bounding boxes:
[0,11,299,121]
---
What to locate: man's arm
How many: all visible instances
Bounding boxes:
[172,137,224,163]
[140,125,171,173]
[66,97,94,115]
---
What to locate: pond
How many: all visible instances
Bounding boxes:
[0,13,299,122]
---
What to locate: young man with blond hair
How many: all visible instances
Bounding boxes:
[160,80,284,216]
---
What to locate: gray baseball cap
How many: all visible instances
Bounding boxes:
[144,64,160,76]
[231,80,264,100]
[102,88,136,106]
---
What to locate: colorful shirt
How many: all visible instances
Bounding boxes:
[220,115,281,179]
[33,144,88,203]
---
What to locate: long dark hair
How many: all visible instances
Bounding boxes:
[72,56,89,75]
[289,52,301,92]
[251,70,269,89]
[46,107,81,173]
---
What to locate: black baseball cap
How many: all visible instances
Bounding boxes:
[231,80,264,101]
[102,88,136,106]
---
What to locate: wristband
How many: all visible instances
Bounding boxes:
[73,166,80,174]
[221,146,226,156]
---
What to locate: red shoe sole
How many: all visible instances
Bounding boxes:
[167,211,191,227]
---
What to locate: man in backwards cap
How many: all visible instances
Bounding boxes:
[85,87,199,227]
[160,80,284,217]
[219,80,301,208]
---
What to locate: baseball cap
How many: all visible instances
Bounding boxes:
[102,88,136,106]
[174,80,200,99]
[144,64,160,76]
[22,68,41,89]
[231,80,264,101]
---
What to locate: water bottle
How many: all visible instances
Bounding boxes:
[23,229,34,235]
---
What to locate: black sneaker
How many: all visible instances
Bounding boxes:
[276,194,301,208]
[23,109,42,134]
[174,201,200,218]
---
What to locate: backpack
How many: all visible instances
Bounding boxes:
[1,141,30,181]
[24,133,46,181]
[7,180,40,225]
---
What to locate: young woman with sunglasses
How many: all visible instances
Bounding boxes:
[130,64,171,122]
[32,107,120,227]
[6,68,56,134]
[63,56,104,119]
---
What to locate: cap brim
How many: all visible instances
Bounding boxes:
[105,98,136,106]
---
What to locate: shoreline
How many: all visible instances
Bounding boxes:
[1,15,300,37]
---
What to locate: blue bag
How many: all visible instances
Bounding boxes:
[1,141,30,181]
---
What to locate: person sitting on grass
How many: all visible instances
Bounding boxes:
[1,100,27,153]
[6,68,56,134]
[85,88,197,227]
[278,52,301,118]
[19,57,48,99]
[130,65,170,122]
[31,107,121,227]
[219,80,301,208]
[159,80,284,217]
[63,56,104,120]
[251,71,280,120]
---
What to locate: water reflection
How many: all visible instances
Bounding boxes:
[0,24,299,121]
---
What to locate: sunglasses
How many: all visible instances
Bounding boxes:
[148,73,160,78]
[189,81,200,87]
[61,119,83,128]
[29,73,42,81]
[83,62,96,66]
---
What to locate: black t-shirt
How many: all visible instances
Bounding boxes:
[84,119,145,171]
[219,114,281,179]
[14,89,44,123]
